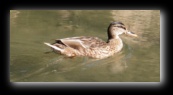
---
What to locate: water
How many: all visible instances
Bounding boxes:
[10,10,160,82]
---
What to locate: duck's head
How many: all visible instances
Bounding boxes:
[107,22,137,39]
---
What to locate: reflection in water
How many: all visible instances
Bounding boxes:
[11,44,131,81]
[10,10,160,82]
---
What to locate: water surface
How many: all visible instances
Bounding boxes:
[10,10,160,82]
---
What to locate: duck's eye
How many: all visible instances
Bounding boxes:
[121,26,126,30]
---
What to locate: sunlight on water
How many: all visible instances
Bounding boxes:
[10,10,160,82]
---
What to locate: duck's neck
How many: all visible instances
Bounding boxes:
[107,34,121,42]
[107,35,123,52]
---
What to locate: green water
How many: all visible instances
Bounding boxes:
[10,10,160,82]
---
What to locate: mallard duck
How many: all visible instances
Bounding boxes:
[44,22,137,59]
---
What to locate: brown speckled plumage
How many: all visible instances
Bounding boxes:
[44,22,137,59]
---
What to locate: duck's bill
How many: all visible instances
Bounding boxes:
[126,31,138,37]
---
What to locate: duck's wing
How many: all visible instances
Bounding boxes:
[55,36,106,49]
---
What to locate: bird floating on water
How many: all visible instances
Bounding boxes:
[44,22,137,59]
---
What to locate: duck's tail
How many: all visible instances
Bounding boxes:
[44,42,64,52]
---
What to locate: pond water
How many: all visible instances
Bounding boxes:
[10,10,160,82]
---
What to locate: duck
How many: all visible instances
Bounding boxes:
[44,21,137,59]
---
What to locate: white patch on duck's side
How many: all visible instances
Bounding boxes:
[44,42,64,52]
[60,36,84,40]
[60,39,87,49]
